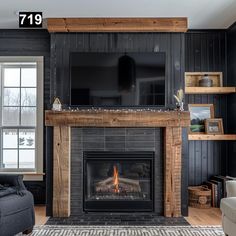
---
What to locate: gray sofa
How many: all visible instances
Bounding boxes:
[0,174,35,236]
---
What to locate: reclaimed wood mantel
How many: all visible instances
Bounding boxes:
[45,110,190,217]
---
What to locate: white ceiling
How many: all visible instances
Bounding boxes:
[0,0,236,29]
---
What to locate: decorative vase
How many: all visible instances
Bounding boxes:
[199,74,213,87]
[176,102,184,111]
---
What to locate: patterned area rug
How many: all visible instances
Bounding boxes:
[18,225,224,235]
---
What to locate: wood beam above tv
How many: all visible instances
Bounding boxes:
[46,17,188,33]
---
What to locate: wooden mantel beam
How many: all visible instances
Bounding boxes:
[46,17,188,33]
[45,110,190,127]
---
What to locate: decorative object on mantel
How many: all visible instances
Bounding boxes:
[52,97,62,111]
[173,89,184,111]
[199,74,213,87]
[61,107,175,113]
[205,118,224,135]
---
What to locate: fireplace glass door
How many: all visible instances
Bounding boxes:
[84,151,154,212]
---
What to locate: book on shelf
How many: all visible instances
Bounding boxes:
[203,175,235,208]
[212,175,228,198]
[210,179,223,207]
[204,181,217,207]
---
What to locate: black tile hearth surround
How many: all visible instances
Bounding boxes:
[71,127,163,216]
[46,215,189,226]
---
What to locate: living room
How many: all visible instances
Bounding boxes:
[0,1,236,236]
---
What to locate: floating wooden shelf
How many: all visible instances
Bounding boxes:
[185,87,236,94]
[188,134,236,141]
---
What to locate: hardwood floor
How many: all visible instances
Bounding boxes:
[185,207,222,225]
[35,206,49,225]
[35,206,222,226]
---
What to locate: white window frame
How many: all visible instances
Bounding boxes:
[0,56,43,181]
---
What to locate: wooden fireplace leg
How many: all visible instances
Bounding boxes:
[53,126,71,217]
[164,127,182,217]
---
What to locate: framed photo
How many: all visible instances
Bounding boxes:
[188,104,214,133]
[205,118,224,134]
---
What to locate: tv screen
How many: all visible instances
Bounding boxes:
[70,52,165,107]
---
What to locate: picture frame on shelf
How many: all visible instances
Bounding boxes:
[205,118,224,135]
[188,104,214,133]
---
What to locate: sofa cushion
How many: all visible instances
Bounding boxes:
[0,190,33,216]
[226,181,236,197]
[221,197,236,223]
[0,186,17,197]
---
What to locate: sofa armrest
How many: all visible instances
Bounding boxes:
[226,180,236,197]
[0,174,26,190]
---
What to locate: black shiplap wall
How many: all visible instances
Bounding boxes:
[0,29,231,214]
[0,29,50,204]
[185,30,228,185]
[227,24,236,177]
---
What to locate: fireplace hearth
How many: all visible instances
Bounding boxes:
[84,151,154,212]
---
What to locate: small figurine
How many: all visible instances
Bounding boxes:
[52,97,62,111]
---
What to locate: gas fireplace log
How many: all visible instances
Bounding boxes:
[96,177,113,186]
[97,177,140,186]
[96,177,141,192]
[119,177,140,186]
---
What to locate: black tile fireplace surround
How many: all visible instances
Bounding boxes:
[71,127,163,216]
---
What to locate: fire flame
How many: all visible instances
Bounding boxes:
[113,165,119,193]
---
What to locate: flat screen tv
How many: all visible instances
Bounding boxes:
[70,52,165,107]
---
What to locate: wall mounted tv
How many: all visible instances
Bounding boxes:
[70,52,166,107]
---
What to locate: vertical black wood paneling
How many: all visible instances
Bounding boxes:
[0,29,231,216]
[0,29,50,204]
[1,29,230,215]
[185,30,228,185]
[227,23,236,177]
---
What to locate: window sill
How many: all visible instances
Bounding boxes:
[0,172,45,181]
[23,173,45,181]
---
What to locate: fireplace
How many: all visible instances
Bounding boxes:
[84,151,154,212]
[45,110,190,217]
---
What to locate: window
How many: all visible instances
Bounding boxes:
[0,57,43,175]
